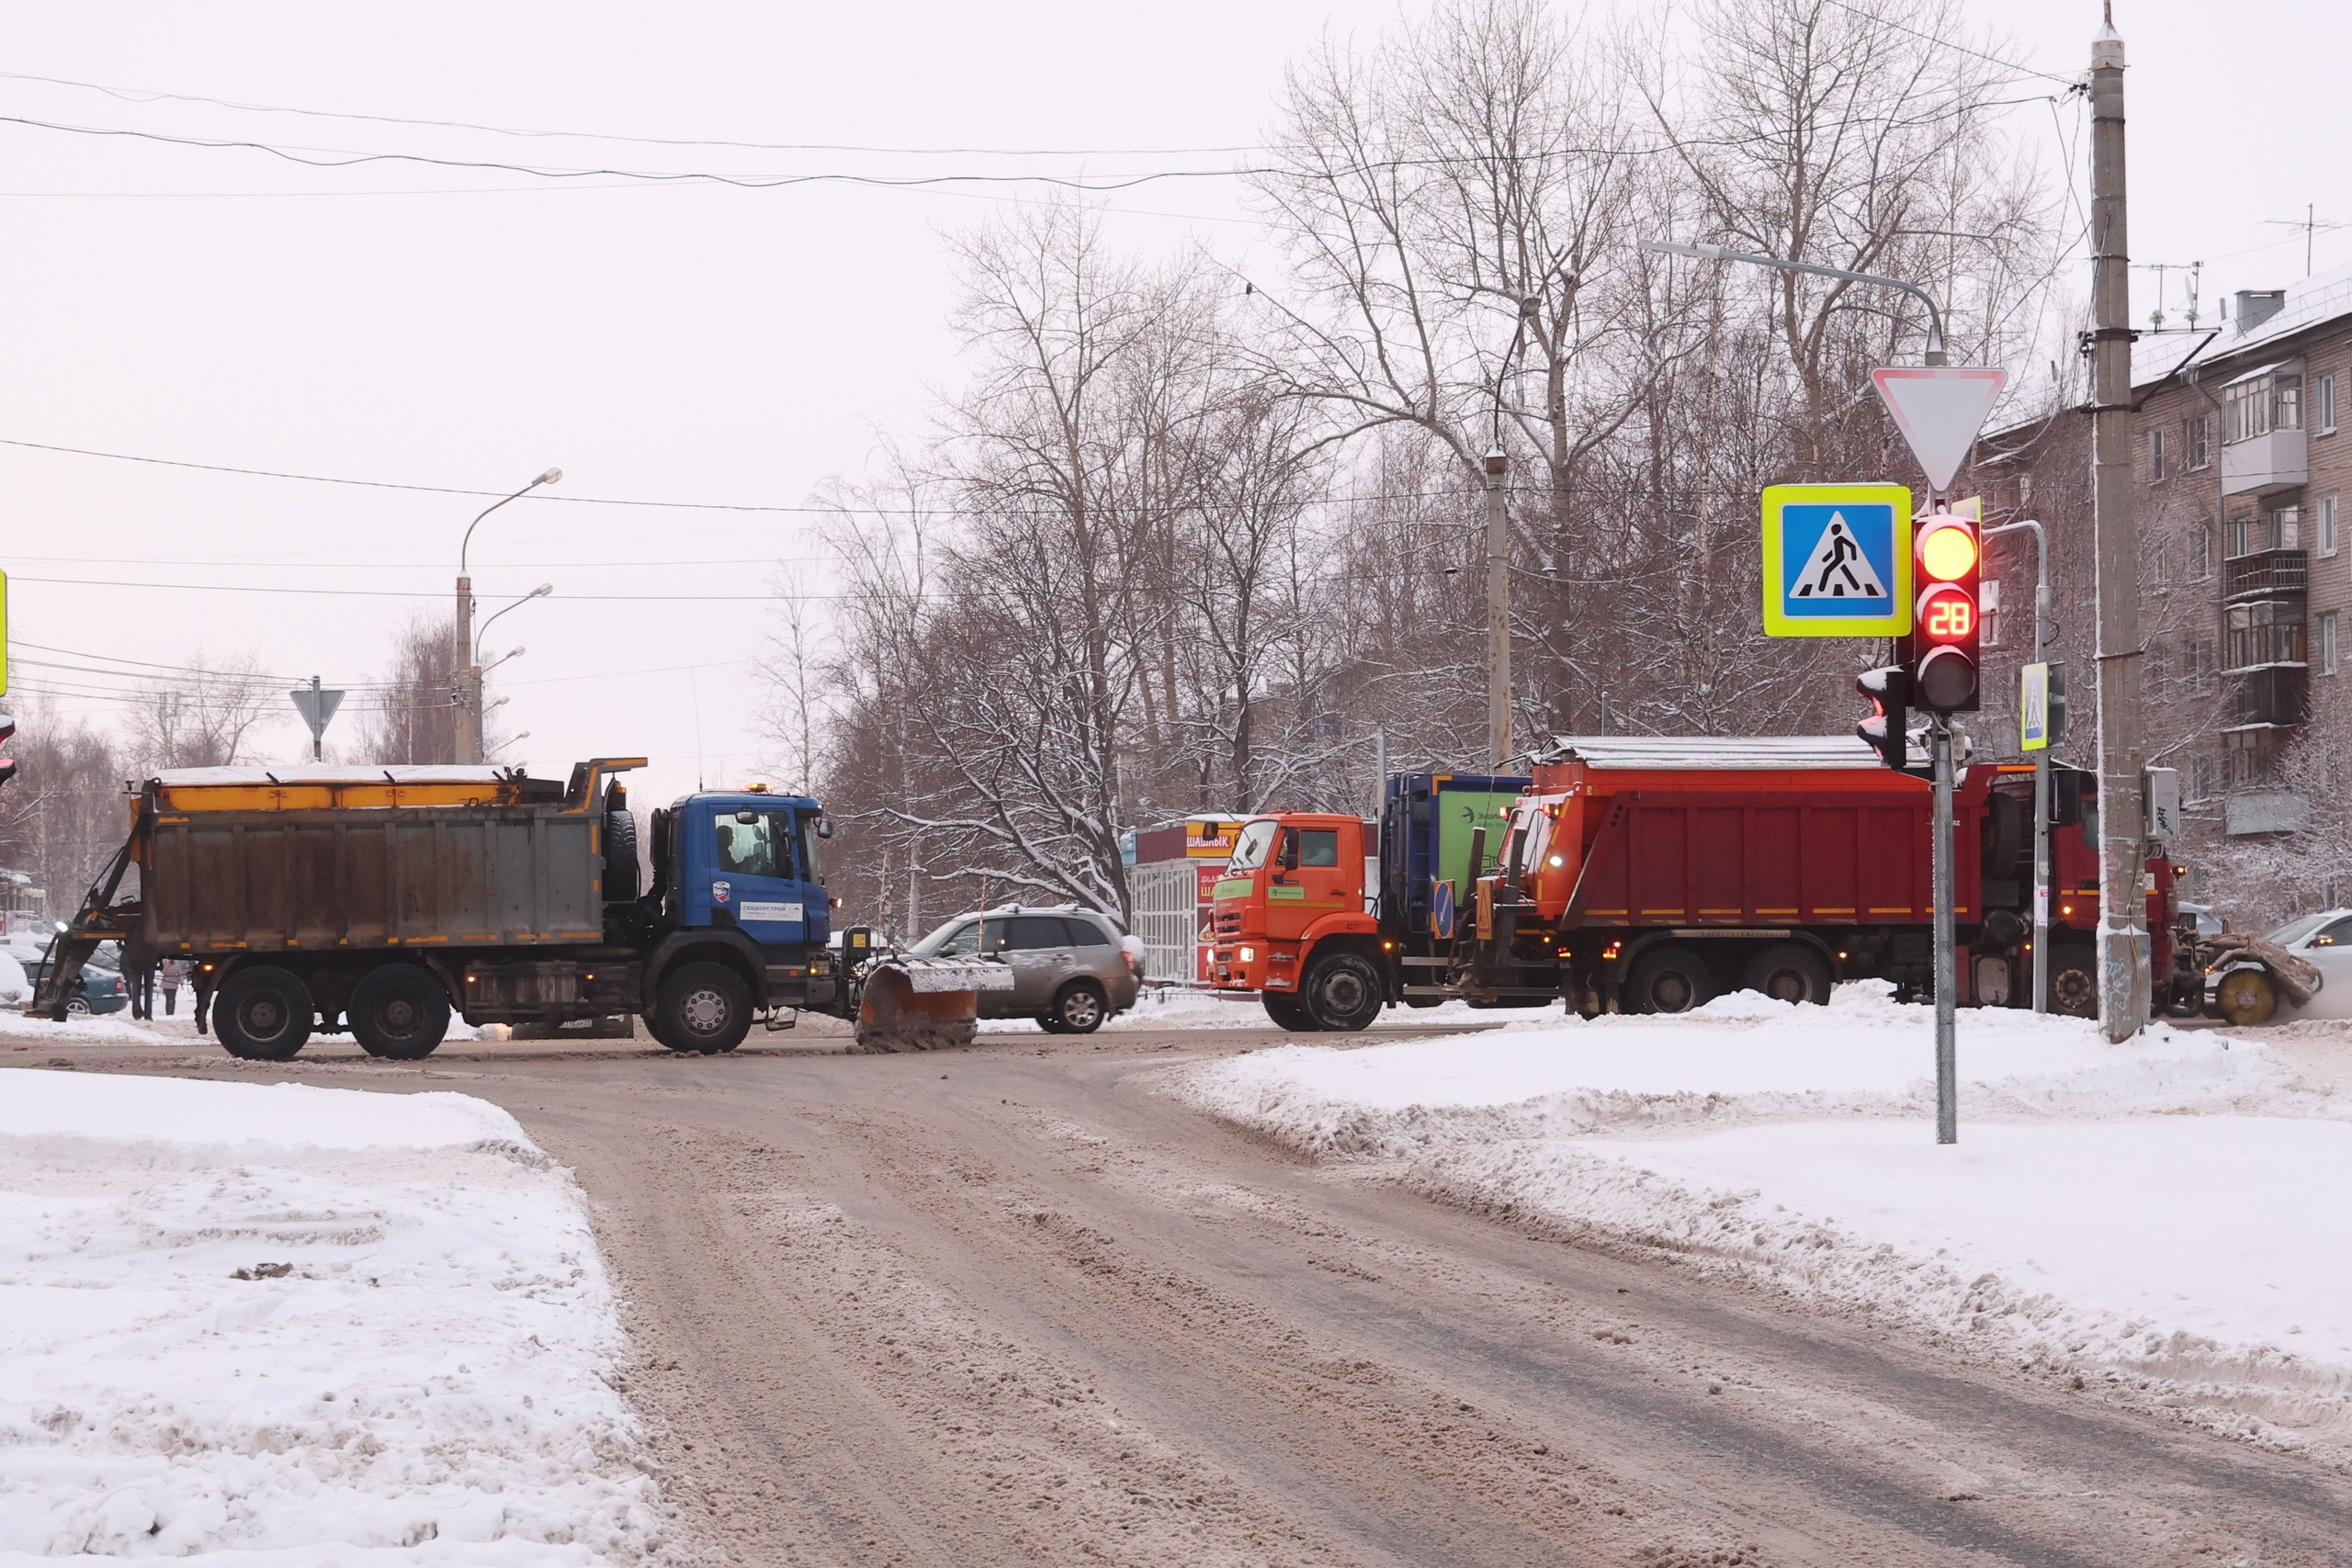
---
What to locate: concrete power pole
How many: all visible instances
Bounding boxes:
[454,576,479,765]
[2089,5,2151,1041]
[1484,446,1510,769]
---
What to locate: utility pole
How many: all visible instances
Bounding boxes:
[1484,445,1510,769]
[2090,6,2150,1042]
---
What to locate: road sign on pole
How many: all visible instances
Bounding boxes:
[288,676,345,762]
[1871,367,2008,494]
[1761,484,1913,637]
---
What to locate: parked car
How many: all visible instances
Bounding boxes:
[909,905,1142,1032]
[23,955,130,1016]
[0,952,29,1009]
[2237,909,2352,1022]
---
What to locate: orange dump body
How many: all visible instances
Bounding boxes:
[1513,758,1962,931]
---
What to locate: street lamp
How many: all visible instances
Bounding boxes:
[456,470,560,764]
[467,585,552,761]
[1639,240,1947,365]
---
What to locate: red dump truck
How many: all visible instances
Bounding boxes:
[1207,737,2177,1025]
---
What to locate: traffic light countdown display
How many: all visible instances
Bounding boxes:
[1910,513,1981,713]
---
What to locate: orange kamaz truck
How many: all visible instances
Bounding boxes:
[1206,738,2172,1028]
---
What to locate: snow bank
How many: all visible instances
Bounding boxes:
[980,986,1559,1033]
[1181,984,2352,1458]
[0,1012,172,1046]
[0,1070,658,1564]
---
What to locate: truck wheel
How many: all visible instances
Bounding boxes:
[349,965,451,1059]
[1046,980,1106,1034]
[1302,953,1383,1032]
[2214,967,2278,1027]
[215,965,315,1060]
[656,962,752,1055]
[1262,992,1316,1031]
[1625,945,1714,1014]
[2049,945,2098,1019]
[1742,943,1834,1006]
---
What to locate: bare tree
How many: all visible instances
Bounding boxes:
[123,653,276,773]
[354,612,459,764]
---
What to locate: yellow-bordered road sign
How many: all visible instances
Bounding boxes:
[1761,483,1913,637]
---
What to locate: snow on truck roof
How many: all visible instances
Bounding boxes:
[1532,736,1905,770]
[150,765,515,787]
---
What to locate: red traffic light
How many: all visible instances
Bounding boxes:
[1854,665,1910,772]
[1910,513,1980,712]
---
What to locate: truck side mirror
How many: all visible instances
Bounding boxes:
[815,818,833,839]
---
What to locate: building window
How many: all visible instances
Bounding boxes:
[2190,524,2213,579]
[2226,600,2305,670]
[2149,427,2167,482]
[2191,753,2216,801]
[2270,504,2302,550]
[2182,637,2204,694]
[2018,472,2035,508]
[2147,640,2168,689]
[2320,373,2339,435]
[2324,494,2341,558]
[2325,611,2342,676]
[2224,372,2303,443]
[2227,513,2254,558]
[2187,414,2211,469]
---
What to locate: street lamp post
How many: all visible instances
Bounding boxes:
[467,584,553,760]
[457,468,560,764]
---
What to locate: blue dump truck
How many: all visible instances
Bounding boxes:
[34,758,1004,1059]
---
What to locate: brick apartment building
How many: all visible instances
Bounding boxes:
[1971,263,2352,919]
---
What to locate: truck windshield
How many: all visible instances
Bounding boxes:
[1228,820,1278,872]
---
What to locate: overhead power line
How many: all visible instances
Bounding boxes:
[0,68,1268,158]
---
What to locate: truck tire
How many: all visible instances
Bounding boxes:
[1625,945,1713,1014]
[215,965,315,1060]
[2050,944,2098,1019]
[603,808,640,903]
[2214,967,2278,1027]
[1742,942,1834,1006]
[1045,980,1106,1034]
[1262,992,1315,1031]
[655,962,752,1055]
[1301,953,1383,1032]
[349,965,451,1059]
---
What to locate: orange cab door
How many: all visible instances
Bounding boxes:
[1269,824,1355,938]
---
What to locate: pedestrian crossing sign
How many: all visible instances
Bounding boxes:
[1761,484,1913,637]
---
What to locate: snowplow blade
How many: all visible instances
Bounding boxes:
[853,957,1014,1052]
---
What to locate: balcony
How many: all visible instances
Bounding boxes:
[2221,428,2310,497]
[2221,360,2309,498]
[2226,790,2312,837]
[2222,665,2310,730]
[2222,547,2309,604]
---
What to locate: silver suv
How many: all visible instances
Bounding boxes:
[910,905,1141,1032]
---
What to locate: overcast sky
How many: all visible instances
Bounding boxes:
[0,0,2337,811]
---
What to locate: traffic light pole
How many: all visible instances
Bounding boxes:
[1931,716,1958,1144]
[1985,518,2052,1012]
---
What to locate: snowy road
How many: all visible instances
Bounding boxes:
[24,1017,2352,1567]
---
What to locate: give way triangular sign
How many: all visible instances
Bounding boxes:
[1871,367,2007,493]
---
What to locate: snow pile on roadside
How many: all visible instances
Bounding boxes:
[1191,983,2315,1153]
[0,1011,173,1046]
[0,1070,659,1564]
[981,986,1559,1033]
[1179,984,2352,1456]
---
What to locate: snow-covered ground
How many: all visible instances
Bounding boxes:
[1181,984,2352,1459]
[0,1070,659,1564]
[980,985,1559,1033]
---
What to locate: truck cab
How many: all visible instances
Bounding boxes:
[1208,814,1385,1030]
[642,787,839,1038]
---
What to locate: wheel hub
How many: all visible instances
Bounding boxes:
[683,987,728,1033]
